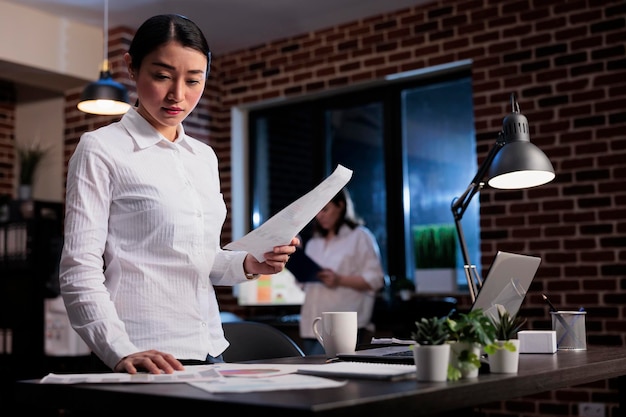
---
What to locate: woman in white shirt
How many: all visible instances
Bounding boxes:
[299,188,385,355]
[59,14,297,375]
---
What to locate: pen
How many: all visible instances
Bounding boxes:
[541,293,558,312]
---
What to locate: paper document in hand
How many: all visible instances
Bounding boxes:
[225,164,353,262]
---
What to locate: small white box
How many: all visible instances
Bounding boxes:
[518,330,557,354]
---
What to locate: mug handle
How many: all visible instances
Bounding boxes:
[312,316,324,347]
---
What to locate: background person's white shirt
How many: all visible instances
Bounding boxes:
[299,224,385,339]
[60,108,249,369]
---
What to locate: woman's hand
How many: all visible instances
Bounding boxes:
[243,236,299,275]
[114,350,184,374]
[318,268,341,288]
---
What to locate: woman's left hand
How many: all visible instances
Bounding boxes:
[243,237,299,275]
[318,269,341,288]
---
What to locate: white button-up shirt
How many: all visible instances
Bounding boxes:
[59,108,249,369]
[299,224,385,339]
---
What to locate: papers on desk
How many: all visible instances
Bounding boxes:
[40,365,222,384]
[297,362,416,381]
[190,374,346,393]
[40,362,416,392]
[224,164,353,262]
[39,363,346,392]
[370,337,416,345]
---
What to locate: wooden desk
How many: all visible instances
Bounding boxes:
[15,347,626,417]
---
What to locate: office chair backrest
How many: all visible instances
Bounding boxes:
[221,321,305,362]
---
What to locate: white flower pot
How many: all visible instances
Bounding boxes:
[415,268,457,293]
[413,343,450,382]
[488,339,520,374]
[448,341,481,379]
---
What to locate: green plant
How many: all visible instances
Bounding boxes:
[413,224,457,269]
[17,142,48,185]
[446,309,496,346]
[484,308,527,355]
[411,316,450,346]
[445,309,496,381]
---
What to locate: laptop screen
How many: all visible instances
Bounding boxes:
[470,251,541,320]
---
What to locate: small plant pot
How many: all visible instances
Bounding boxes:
[413,343,450,382]
[488,339,520,374]
[448,341,481,379]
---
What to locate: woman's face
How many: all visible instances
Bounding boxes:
[315,200,344,232]
[126,41,208,141]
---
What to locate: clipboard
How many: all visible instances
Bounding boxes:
[286,248,322,282]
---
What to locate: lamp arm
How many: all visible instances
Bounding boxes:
[450,134,505,301]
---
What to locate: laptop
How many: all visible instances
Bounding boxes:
[337,251,542,364]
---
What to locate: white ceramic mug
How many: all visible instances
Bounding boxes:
[312,311,357,358]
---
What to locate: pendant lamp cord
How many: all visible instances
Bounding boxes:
[103,0,109,72]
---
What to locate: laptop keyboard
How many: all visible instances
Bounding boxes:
[383,349,413,357]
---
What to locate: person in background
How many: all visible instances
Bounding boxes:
[59,14,297,375]
[298,187,385,355]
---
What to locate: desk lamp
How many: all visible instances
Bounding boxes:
[77,0,130,116]
[451,94,555,302]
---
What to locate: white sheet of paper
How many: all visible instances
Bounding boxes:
[40,365,223,384]
[224,164,353,262]
[39,363,346,392]
[189,373,346,393]
[39,364,301,384]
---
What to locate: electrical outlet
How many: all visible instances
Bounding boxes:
[579,402,605,417]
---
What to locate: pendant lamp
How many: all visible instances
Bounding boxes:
[77,0,130,116]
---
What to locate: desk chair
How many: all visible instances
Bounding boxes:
[221,321,305,362]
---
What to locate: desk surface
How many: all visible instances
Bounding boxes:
[15,346,626,417]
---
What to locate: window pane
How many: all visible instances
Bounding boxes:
[325,103,388,272]
[402,77,478,291]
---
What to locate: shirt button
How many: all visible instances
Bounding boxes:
[201,322,207,327]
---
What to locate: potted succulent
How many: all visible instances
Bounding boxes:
[411,316,451,382]
[484,307,527,374]
[445,309,496,380]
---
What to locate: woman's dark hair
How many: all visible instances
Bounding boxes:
[128,14,212,75]
[313,188,364,237]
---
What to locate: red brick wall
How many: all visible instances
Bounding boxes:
[0,80,16,198]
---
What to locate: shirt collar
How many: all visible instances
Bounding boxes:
[120,107,196,153]
[337,223,353,237]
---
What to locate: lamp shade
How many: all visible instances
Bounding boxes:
[487,109,555,189]
[77,70,131,116]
